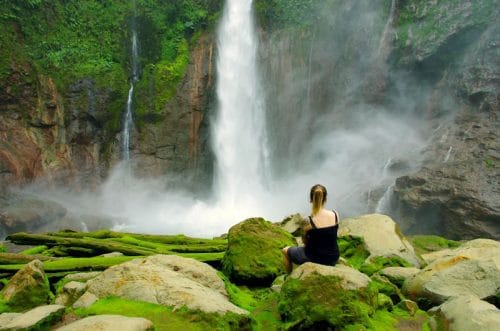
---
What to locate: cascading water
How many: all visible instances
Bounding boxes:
[122,5,140,161]
[212,0,269,203]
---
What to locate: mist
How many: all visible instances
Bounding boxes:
[14,0,433,238]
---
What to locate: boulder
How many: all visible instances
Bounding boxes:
[0,259,52,311]
[379,267,421,287]
[222,217,296,285]
[339,214,421,268]
[55,281,87,307]
[82,254,247,315]
[55,314,154,331]
[72,292,98,309]
[278,262,376,329]
[0,305,65,331]
[279,213,304,237]
[432,295,500,331]
[403,239,500,306]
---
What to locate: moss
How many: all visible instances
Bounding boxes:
[222,218,296,285]
[74,296,250,331]
[1,271,53,312]
[20,245,48,255]
[409,235,460,256]
[0,244,5,253]
[360,255,412,276]
[338,235,370,269]
[279,274,377,329]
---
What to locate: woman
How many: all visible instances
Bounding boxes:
[282,184,340,273]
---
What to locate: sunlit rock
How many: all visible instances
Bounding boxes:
[82,254,247,314]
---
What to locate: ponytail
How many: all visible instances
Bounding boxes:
[310,184,327,216]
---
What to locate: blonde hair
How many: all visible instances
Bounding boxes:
[310,184,327,216]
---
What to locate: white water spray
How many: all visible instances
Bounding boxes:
[212,0,269,203]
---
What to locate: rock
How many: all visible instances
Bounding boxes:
[222,217,296,285]
[63,271,101,282]
[379,267,421,287]
[72,292,98,309]
[279,213,304,236]
[82,254,247,315]
[278,262,376,329]
[55,314,154,331]
[0,305,65,331]
[289,263,371,290]
[392,111,500,240]
[432,295,500,331]
[55,281,87,307]
[100,252,124,257]
[339,214,421,268]
[0,313,21,327]
[403,239,500,306]
[0,259,52,311]
[396,299,419,316]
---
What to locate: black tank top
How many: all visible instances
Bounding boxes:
[304,211,340,265]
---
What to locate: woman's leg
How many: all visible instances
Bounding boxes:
[282,247,292,273]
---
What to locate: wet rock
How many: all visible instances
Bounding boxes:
[55,281,87,307]
[379,266,421,287]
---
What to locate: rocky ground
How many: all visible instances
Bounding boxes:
[0,214,498,330]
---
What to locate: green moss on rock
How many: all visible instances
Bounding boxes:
[360,255,413,276]
[278,274,377,329]
[222,217,296,285]
[75,296,250,331]
[338,235,370,269]
[409,235,460,255]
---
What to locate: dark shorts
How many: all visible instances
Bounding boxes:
[287,246,311,265]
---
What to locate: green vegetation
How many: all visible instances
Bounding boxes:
[360,256,413,276]
[409,235,460,256]
[0,244,5,253]
[338,235,370,269]
[20,245,48,255]
[222,217,296,285]
[74,296,250,331]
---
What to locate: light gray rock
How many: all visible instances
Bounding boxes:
[0,305,65,331]
[55,314,154,331]
[72,291,98,309]
[434,295,500,331]
[403,239,500,305]
[339,214,421,267]
[379,267,421,287]
[83,254,247,314]
[55,281,87,306]
[62,271,101,282]
[0,313,21,328]
[290,263,371,290]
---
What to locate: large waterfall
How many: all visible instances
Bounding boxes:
[212,0,269,203]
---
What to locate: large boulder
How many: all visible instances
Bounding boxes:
[222,217,296,285]
[278,262,375,329]
[81,254,247,315]
[55,314,154,331]
[0,259,52,311]
[431,295,500,331]
[339,214,422,268]
[0,305,65,331]
[403,239,500,307]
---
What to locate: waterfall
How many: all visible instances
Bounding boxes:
[213,0,269,202]
[375,184,394,214]
[377,0,397,59]
[122,6,139,161]
[444,146,453,163]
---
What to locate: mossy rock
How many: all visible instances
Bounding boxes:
[360,255,413,276]
[75,296,251,331]
[338,235,370,269]
[278,273,377,329]
[409,235,461,256]
[0,260,53,311]
[222,217,296,285]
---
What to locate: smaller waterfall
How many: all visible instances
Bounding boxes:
[444,146,453,163]
[377,0,397,58]
[122,13,139,161]
[375,184,394,214]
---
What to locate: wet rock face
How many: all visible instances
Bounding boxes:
[393,111,500,240]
